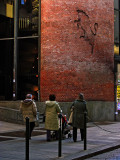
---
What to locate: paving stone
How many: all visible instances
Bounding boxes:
[1,121,120,160]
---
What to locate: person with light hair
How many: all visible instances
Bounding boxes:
[71,93,87,142]
[20,94,37,139]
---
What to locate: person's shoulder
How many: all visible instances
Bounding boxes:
[74,99,79,103]
[55,101,59,105]
[75,99,78,102]
[76,99,86,104]
[32,100,36,105]
[83,100,87,104]
[72,99,77,103]
[45,100,50,104]
[55,101,61,108]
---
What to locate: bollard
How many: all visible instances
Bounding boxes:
[58,112,62,157]
[84,112,87,150]
[26,117,29,160]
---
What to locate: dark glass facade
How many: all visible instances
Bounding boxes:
[0,0,39,100]
[18,38,38,100]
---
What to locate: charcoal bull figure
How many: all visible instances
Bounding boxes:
[74,9,98,54]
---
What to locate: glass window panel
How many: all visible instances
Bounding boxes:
[114,0,119,10]
[114,10,119,43]
[0,1,14,38]
[0,40,13,100]
[18,0,39,37]
[18,38,38,100]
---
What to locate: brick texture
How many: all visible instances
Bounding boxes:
[40,0,114,102]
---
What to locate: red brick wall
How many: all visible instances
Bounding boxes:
[40,0,114,102]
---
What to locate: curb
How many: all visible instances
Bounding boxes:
[73,145,120,160]
[59,142,120,160]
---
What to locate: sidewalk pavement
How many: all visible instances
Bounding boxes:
[0,121,120,160]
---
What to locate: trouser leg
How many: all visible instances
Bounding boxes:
[73,127,77,142]
[30,122,35,138]
[47,130,51,141]
[62,123,64,135]
[55,130,59,140]
[80,128,84,141]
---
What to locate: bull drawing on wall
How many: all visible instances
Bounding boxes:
[74,9,98,54]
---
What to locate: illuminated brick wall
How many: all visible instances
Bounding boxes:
[40,0,114,102]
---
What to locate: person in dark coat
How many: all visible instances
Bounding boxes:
[71,93,87,142]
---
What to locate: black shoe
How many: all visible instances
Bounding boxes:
[62,135,66,140]
[73,139,77,142]
[47,139,51,142]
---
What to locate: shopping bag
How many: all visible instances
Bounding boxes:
[68,111,73,124]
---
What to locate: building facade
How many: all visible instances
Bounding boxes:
[41,0,114,102]
[0,0,119,121]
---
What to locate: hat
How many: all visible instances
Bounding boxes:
[26,94,32,99]
[79,93,84,100]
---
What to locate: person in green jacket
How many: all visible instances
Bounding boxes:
[45,94,61,141]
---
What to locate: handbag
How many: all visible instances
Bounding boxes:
[68,111,73,124]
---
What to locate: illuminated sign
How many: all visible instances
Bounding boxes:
[21,0,25,5]
[117,86,120,98]
[118,102,120,110]
[6,4,13,18]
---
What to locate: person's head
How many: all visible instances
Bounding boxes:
[79,93,84,101]
[26,94,32,99]
[49,94,56,101]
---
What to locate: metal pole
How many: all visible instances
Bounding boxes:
[38,0,41,101]
[26,117,29,160]
[84,112,87,150]
[13,0,18,100]
[114,61,117,121]
[58,112,62,157]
